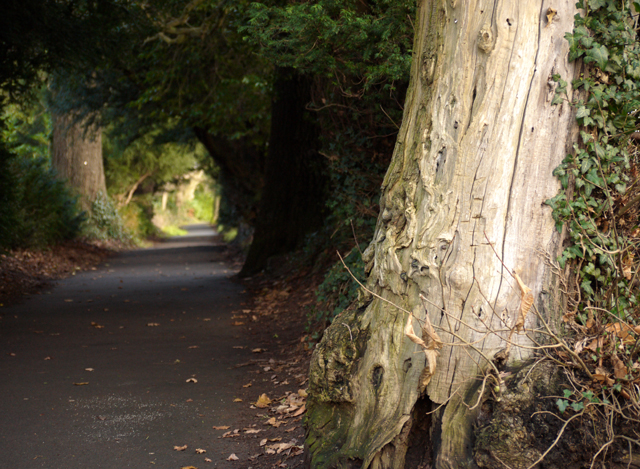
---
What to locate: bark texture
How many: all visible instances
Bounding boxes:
[306,1,581,468]
[241,68,327,276]
[52,112,105,209]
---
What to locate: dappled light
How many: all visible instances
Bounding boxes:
[2,0,640,468]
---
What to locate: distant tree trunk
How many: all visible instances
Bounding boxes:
[240,67,327,276]
[305,1,581,468]
[193,129,265,226]
[51,112,105,209]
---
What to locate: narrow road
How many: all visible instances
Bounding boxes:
[0,225,267,468]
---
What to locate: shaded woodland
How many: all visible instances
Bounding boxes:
[2,1,640,468]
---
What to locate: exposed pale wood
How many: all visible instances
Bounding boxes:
[306,0,581,467]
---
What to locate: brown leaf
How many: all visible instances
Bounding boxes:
[514,273,533,334]
[612,354,627,379]
[186,378,198,383]
[245,429,261,434]
[174,445,188,451]
[266,417,283,428]
[195,448,206,454]
[252,348,265,353]
[73,382,89,386]
[255,393,271,408]
[297,389,308,398]
[605,322,638,344]
[147,323,160,327]
[623,252,634,280]
[233,321,245,326]
[546,7,557,25]
[226,453,239,461]
[404,315,426,348]
[259,438,268,447]
[233,398,242,402]
[180,466,198,469]
[292,404,306,417]
[212,425,230,430]
[204,458,212,463]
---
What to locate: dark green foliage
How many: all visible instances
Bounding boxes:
[82,194,131,242]
[0,0,131,102]
[243,0,413,91]
[0,151,84,249]
[547,0,640,322]
[308,246,366,336]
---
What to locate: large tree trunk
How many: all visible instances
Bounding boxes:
[305,1,581,468]
[51,112,106,209]
[240,68,327,276]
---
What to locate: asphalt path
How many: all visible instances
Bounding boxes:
[0,225,262,468]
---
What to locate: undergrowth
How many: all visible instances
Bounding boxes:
[541,0,640,465]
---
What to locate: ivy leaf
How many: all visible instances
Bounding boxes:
[557,399,569,413]
[589,0,607,10]
[586,43,609,69]
[576,106,590,119]
[571,401,585,412]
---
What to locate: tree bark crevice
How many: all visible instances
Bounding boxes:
[305,1,582,468]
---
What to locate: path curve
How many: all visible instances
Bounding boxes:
[0,225,269,468]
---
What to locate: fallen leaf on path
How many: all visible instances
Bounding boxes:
[226,453,239,461]
[233,346,246,349]
[204,458,212,463]
[222,429,240,438]
[195,448,206,454]
[292,404,306,417]
[203,318,211,321]
[243,383,252,388]
[242,309,252,313]
[267,442,295,454]
[212,425,230,430]
[233,321,245,326]
[44,357,51,360]
[255,394,271,408]
[90,322,105,329]
[285,427,297,433]
[188,346,199,349]
[174,445,187,451]
[147,323,160,327]
[244,429,261,434]
[252,348,265,353]
[233,398,243,402]
[266,417,283,428]
[180,466,197,469]
[260,438,268,447]
[73,382,89,386]
[85,368,94,372]
[186,378,198,383]
[64,299,73,302]
[298,389,308,398]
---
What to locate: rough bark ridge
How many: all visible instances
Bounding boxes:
[52,112,106,209]
[306,1,580,468]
